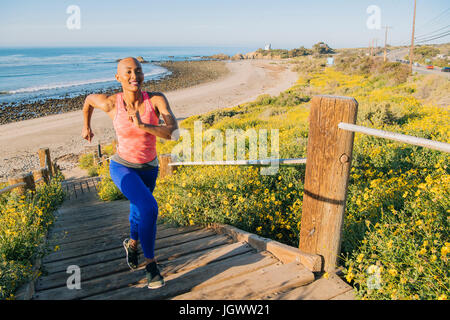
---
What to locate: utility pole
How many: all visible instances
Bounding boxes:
[370,38,374,57]
[409,0,417,72]
[383,26,392,62]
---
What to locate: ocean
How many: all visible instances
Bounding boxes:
[0,46,254,105]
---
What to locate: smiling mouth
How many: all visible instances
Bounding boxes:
[129,81,140,86]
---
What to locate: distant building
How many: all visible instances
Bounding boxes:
[264,44,271,50]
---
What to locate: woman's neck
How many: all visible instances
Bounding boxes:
[122,90,142,109]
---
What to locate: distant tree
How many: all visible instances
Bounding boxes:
[414,46,440,59]
[313,42,335,55]
[289,46,312,57]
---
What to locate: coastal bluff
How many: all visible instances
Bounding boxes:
[208,50,286,61]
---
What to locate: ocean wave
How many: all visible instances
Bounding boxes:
[0,54,112,68]
[5,69,168,94]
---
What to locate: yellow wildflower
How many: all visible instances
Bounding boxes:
[356,253,364,263]
[388,269,398,277]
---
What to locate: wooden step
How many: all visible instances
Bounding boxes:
[34,236,246,300]
[85,251,278,300]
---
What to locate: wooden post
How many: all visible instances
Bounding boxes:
[159,154,178,179]
[8,172,36,195]
[38,148,53,177]
[299,95,358,272]
[97,143,102,158]
[33,168,49,184]
[42,167,50,183]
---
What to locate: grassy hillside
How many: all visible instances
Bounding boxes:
[92,53,449,300]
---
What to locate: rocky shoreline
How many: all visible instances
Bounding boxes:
[0,58,299,181]
[0,60,229,126]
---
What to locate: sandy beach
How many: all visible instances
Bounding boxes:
[0,59,298,180]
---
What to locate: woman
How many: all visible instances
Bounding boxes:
[81,57,179,289]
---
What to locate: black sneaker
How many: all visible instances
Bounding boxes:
[146,262,165,289]
[123,238,139,270]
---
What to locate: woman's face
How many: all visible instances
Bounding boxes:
[115,57,144,92]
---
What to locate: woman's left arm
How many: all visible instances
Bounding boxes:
[128,93,179,140]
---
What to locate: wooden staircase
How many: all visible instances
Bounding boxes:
[30,176,354,300]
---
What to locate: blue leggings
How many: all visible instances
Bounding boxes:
[109,160,159,259]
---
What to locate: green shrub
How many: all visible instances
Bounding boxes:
[96,161,123,201]
[78,153,94,169]
[0,173,65,299]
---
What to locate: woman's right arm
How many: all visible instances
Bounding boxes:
[82,94,114,142]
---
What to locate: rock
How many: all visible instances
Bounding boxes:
[244,51,258,59]
[136,56,149,63]
[209,53,230,60]
[231,53,244,61]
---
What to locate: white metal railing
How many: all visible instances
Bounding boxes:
[338,122,450,153]
[169,158,307,166]
[168,122,449,169]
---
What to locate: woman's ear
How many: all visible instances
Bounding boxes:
[115,73,120,83]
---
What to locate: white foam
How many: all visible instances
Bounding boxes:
[6,68,168,94]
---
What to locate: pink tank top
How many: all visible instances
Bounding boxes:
[113,91,159,164]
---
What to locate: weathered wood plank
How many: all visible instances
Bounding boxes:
[85,251,277,300]
[42,230,223,273]
[54,208,128,225]
[48,224,130,246]
[36,237,242,292]
[59,197,104,210]
[43,228,216,263]
[173,262,314,300]
[330,290,355,300]
[159,241,254,276]
[265,272,353,300]
[49,220,173,245]
[47,225,203,254]
[34,235,242,300]
[50,214,129,233]
[210,223,322,272]
[54,208,128,226]
[56,199,129,217]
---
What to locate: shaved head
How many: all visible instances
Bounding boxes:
[115,57,144,92]
[117,57,141,73]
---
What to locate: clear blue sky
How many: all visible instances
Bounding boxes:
[0,0,448,48]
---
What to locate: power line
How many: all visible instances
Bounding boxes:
[415,29,450,42]
[415,7,450,31]
[394,8,450,47]
[414,24,450,39]
[415,31,450,43]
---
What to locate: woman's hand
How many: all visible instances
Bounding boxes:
[127,108,143,128]
[82,126,94,143]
